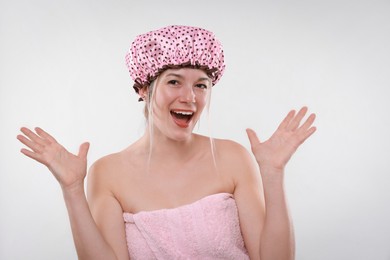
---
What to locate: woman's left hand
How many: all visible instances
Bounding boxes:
[246,107,316,172]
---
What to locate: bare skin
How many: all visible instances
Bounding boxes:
[17,68,316,260]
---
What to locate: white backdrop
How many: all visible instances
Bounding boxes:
[1,0,389,259]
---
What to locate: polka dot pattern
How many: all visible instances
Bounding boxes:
[125,25,225,87]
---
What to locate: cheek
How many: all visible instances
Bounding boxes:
[154,87,177,107]
[195,91,209,108]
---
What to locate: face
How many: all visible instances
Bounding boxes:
[147,68,211,142]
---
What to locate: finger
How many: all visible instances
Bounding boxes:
[35,127,57,143]
[299,126,317,144]
[20,148,44,164]
[20,127,47,146]
[78,142,90,159]
[277,110,296,130]
[287,106,308,131]
[17,134,43,153]
[298,113,316,133]
[246,128,261,147]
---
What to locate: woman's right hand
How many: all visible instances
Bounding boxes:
[17,127,90,191]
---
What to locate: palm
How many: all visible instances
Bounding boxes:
[247,107,316,171]
[17,127,90,189]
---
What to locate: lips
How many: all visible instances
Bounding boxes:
[170,110,194,128]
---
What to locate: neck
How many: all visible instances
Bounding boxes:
[140,126,198,161]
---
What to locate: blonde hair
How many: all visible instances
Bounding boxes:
[145,79,158,166]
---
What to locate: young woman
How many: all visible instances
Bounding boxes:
[17,25,316,260]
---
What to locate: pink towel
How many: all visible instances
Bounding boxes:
[123,193,249,259]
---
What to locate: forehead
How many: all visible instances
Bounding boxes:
[159,68,210,80]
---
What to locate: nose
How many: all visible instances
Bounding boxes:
[179,86,196,103]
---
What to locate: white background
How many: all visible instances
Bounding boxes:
[1,0,390,259]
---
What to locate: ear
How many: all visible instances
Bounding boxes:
[138,86,148,101]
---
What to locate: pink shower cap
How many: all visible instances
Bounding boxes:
[125,25,225,92]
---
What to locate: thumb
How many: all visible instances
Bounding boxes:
[246,128,261,147]
[78,142,90,159]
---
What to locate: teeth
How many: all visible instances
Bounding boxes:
[173,111,193,116]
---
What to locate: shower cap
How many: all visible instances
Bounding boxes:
[125,25,225,93]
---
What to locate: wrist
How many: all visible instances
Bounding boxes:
[258,166,286,195]
[260,168,287,203]
[259,165,284,179]
[61,181,85,199]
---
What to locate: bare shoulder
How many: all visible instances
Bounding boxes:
[86,141,144,197]
[212,138,260,186]
[214,138,249,155]
[88,152,122,179]
[214,138,255,168]
[87,152,123,197]
[88,141,141,180]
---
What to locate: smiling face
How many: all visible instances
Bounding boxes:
[147,68,211,142]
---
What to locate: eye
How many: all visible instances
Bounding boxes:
[168,80,179,85]
[195,84,208,90]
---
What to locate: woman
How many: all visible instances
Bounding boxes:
[17,25,316,259]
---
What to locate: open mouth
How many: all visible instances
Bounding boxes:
[170,110,194,128]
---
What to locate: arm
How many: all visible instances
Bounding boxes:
[236,107,316,260]
[62,182,125,260]
[17,127,129,260]
[256,167,295,260]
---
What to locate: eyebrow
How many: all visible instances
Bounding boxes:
[165,73,211,83]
